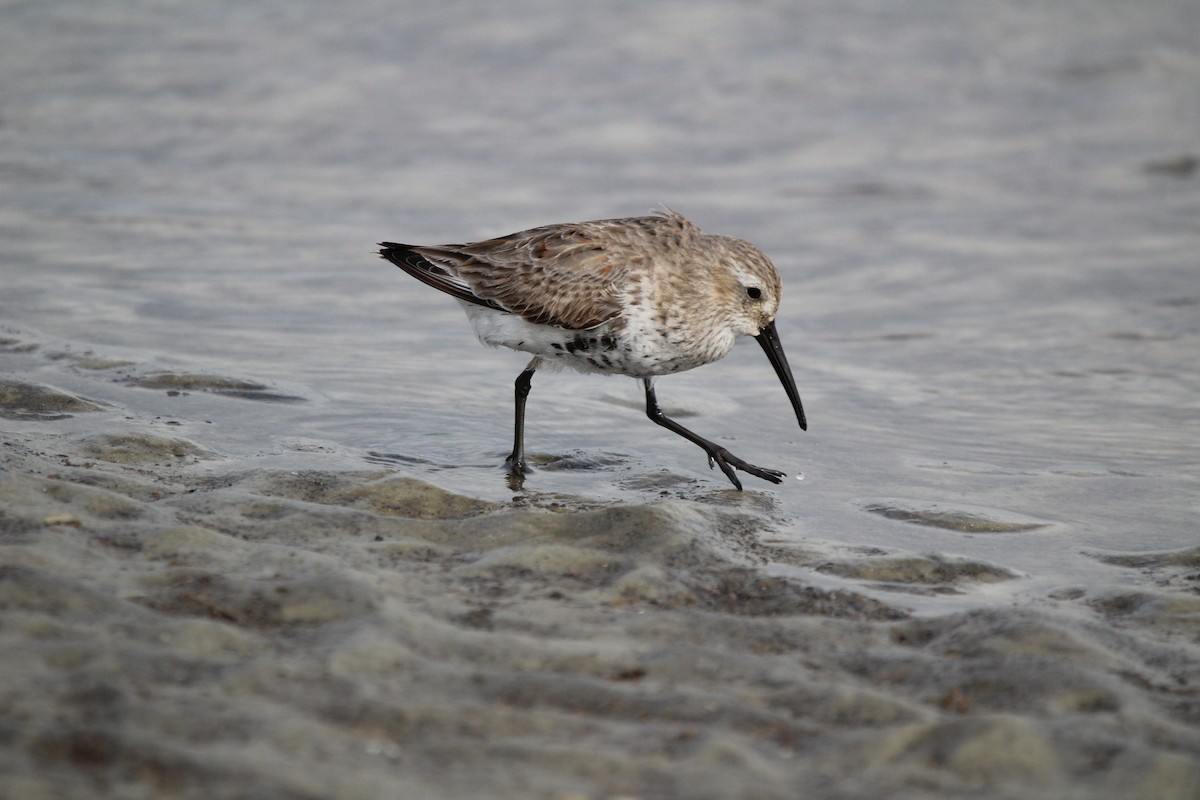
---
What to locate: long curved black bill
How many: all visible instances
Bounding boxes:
[754,320,807,431]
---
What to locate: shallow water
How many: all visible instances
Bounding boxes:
[2,1,1199,797]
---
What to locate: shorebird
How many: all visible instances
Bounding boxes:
[379,209,807,490]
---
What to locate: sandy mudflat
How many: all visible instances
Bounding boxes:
[2,348,1199,800]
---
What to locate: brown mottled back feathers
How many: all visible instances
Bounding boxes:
[381,211,702,331]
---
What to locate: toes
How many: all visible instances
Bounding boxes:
[723,467,744,491]
[708,450,744,490]
[702,447,787,489]
[747,466,786,483]
[717,451,786,486]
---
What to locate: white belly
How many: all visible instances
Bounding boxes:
[460,302,732,378]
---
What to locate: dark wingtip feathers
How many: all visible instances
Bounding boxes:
[378,242,414,261]
[378,243,436,275]
[379,241,506,312]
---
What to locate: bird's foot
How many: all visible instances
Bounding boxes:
[705,447,785,491]
[504,454,530,490]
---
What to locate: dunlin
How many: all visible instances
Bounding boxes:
[379,209,806,490]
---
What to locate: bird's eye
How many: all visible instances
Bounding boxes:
[746,286,762,300]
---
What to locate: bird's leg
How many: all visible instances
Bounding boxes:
[642,379,785,491]
[505,358,540,478]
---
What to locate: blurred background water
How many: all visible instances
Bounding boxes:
[3,0,1198,612]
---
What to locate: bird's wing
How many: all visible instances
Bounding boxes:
[379,243,506,312]
[385,221,637,330]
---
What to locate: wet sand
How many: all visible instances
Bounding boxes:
[3,335,1198,800]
